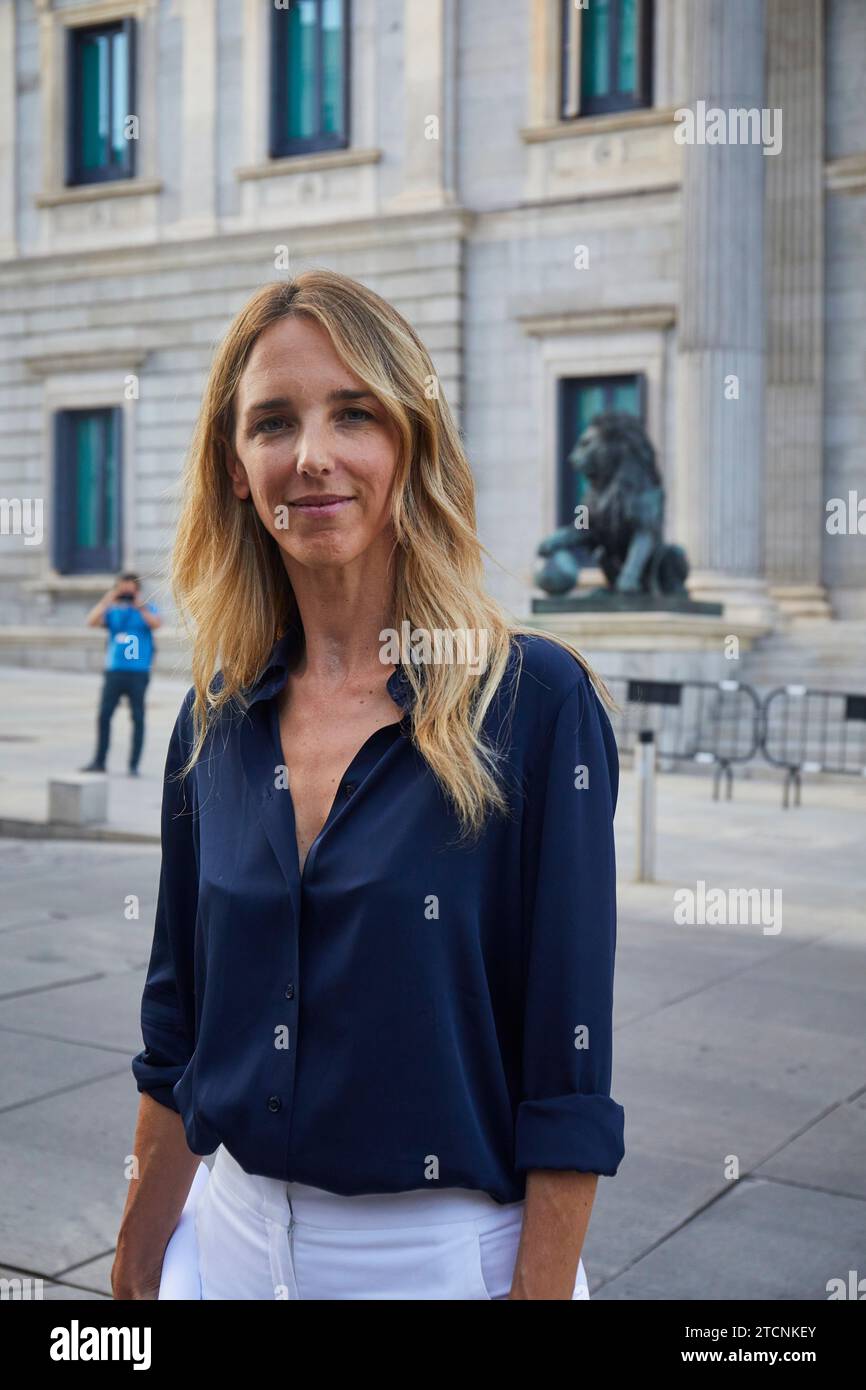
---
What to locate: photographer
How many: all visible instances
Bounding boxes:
[81,572,161,777]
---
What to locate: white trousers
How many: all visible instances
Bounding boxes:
[160,1145,590,1301]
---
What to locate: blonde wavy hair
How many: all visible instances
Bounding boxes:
[171,268,614,838]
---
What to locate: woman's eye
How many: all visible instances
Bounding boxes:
[253,408,373,434]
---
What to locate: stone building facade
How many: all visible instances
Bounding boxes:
[0,0,864,669]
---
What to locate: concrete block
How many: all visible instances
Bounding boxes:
[48,776,108,827]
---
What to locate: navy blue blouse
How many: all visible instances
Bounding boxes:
[131,628,625,1204]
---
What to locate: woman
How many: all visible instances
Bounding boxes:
[112,269,625,1301]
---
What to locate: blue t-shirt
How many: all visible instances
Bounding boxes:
[104,603,157,672]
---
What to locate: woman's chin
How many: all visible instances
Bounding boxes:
[277,534,365,569]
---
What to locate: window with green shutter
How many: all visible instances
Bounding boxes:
[68,19,136,184]
[271,0,349,157]
[54,409,123,574]
[561,0,652,119]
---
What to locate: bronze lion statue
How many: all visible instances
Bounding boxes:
[534,412,689,597]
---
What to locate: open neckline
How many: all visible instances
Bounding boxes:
[266,701,406,884]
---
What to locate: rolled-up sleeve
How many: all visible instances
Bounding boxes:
[514,671,625,1176]
[130,688,199,1112]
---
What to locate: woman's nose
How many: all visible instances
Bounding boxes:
[295,421,331,472]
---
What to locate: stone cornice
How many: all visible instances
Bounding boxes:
[35,0,158,18]
[35,179,163,208]
[24,348,150,376]
[518,305,677,336]
[236,148,382,181]
[520,105,679,144]
[0,206,475,282]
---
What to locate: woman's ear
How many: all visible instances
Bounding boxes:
[224,449,251,501]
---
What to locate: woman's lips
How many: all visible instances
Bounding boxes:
[289,497,354,517]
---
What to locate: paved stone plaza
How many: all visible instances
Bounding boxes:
[0,665,863,1299]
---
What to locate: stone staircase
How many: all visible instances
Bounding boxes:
[738,619,866,696]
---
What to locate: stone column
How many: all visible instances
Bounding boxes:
[764,0,829,616]
[675,0,773,624]
[0,0,15,259]
[386,0,457,212]
[177,0,217,236]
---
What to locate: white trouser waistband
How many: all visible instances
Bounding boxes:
[212,1143,525,1232]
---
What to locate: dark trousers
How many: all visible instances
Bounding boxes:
[94,669,151,770]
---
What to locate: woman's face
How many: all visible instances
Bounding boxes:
[228,314,400,572]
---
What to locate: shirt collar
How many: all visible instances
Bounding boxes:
[244,622,417,716]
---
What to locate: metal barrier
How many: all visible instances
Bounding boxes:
[602,677,762,800]
[761,685,866,807]
[602,675,866,806]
